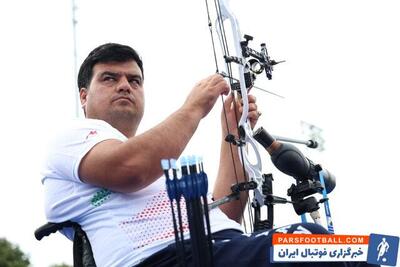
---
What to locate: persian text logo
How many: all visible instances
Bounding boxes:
[271,234,369,262]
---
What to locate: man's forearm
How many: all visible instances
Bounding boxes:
[213,137,249,223]
[123,107,202,181]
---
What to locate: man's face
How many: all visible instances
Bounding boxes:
[80,60,144,129]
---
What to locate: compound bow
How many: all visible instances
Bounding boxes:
[204,0,334,233]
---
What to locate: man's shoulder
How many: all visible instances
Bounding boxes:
[41,119,125,184]
[51,118,123,142]
[67,118,113,131]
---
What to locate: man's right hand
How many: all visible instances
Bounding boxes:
[182,74,230,119]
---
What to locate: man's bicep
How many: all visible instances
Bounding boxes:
[78,139,125,188]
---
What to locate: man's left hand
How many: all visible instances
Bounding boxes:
[221,93,261,136]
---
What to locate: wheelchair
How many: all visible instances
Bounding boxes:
[34,221,96,267]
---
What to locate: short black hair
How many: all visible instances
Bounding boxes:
[77,43,144,90]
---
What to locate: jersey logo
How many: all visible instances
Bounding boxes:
[86,130,98,140]
[91,188,112,207]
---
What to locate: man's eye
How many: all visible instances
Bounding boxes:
[129,79,141,85]
[104,76,116,81]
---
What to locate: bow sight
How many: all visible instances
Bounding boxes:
[225,34,285,91]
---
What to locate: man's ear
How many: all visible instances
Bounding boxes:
[80,88,88,108]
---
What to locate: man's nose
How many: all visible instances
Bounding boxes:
[117,77,131,93]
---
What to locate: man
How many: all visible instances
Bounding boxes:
[42,43,377,267]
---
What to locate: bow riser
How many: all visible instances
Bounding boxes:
[216,0,265,205]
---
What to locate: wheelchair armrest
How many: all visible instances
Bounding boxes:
[34,221,80,241]
[35,221,96,266]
